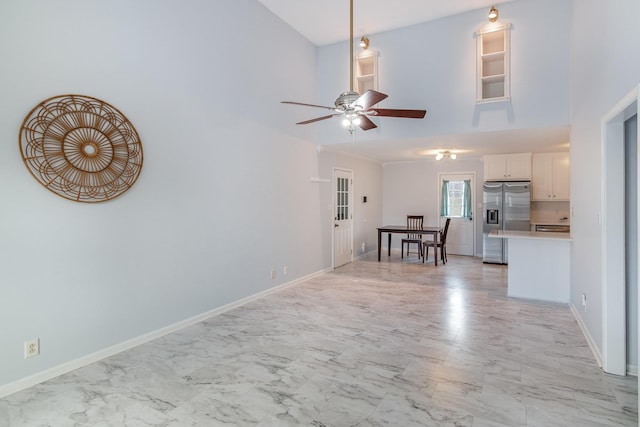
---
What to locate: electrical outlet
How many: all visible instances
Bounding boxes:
[24,338,39,358]
[283,266,288,275]
[582,293,587,312]
[270,269,276,279]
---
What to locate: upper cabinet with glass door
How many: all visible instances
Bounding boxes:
[476,23,511,103]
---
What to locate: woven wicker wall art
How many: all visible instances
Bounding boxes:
[19,94,143,203]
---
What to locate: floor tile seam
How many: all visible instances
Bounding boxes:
[375,389,473,424]
[290,373,385,417]
[570,393,639,426]
[430,384,528,426]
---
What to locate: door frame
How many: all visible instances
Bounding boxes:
[332,167,354,269]
[437,171,476,257]
[601,85,639,375]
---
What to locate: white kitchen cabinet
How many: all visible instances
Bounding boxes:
[483,153,532,181]
[531,153,570,201]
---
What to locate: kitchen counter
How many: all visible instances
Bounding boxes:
[489,230,571,241]
[488,230,570,303]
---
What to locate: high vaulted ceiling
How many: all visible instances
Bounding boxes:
[259,0,570,162]
[257,0,513,46]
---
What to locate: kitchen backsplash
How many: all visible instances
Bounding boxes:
[530,201,570,224]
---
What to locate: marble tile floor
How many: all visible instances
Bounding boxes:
[0,255,637,426]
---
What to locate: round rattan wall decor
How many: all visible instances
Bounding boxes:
[19,94,143,203]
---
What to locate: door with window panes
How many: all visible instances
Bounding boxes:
[439,173,475,256]
[333,169,353,268]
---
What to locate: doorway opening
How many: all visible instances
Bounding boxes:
[333,168,354,268]
[602,85,639,376]
[438,172,476,256]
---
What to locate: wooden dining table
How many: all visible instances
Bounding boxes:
[377,225,444,265]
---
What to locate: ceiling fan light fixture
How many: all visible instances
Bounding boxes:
[435,151,456,160]
[280,0,427,133]
[488,5,499,22]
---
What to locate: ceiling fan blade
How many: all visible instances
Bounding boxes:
[354,90,388,110]
[296,114,340,125]
[282,101,336,111]
[368,108,427,119]
[358,115,377,131]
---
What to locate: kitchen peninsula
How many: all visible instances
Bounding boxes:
[489,230,571,303]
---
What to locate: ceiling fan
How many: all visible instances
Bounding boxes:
[282,0,427,132]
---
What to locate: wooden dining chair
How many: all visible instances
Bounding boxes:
[423,218,451,264]
[401,215,424,259]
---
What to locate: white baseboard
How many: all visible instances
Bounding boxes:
[0,267,332,399]
[569,303,603,368]
[627,364,638,377]
[354,248,378,261]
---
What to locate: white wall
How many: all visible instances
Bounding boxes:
[373,0,571,260]
[315,0,571,146]
[4,0,636,394]
[318,152,384,260]
[0,0,332,389]
[383,158,484,255]
[570,0,640,358]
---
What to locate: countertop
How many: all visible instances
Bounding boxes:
[489,230,572,241]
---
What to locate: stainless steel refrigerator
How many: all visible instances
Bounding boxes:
[482,181,531,264]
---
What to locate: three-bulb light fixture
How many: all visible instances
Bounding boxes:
[342,112,361,128]
[435,151,457,160]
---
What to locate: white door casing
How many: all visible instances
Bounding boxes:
[438,173,476,256]
[333,168,354,268]
[601,85,639,376]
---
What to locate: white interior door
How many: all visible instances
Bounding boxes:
[333,169,353,268]
[439,173,475,256]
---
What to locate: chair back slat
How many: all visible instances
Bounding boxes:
[407,215,423,239]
